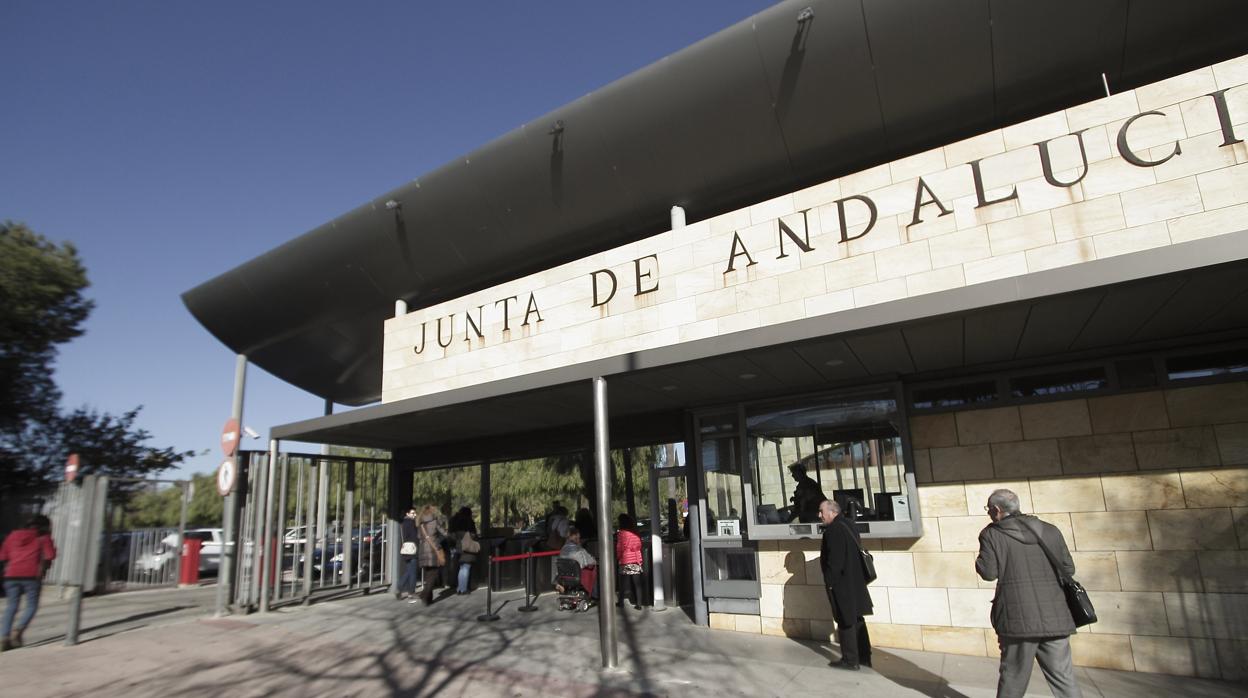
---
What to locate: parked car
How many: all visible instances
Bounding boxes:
[134,528,228,575]
[301,526,388,582]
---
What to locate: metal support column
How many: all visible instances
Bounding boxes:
[301,459,317,599]
[592,376,618,669]
[648,467,667,612]
[343,461,355,587]
[216,353,246,617]
[479,461,491,533]
[274,453,289,600]
[260,439,279,612]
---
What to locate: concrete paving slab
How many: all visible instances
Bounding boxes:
[1,586,1245,697]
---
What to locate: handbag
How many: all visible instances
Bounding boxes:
[421,522,446,566]
[859,548,878,584]
[461,532,481,555]
[1021,518,1097,627]
[400,541,417,556]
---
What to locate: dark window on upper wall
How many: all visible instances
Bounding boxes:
[1009,367,1108,398]
[911,380,998,410]
[1166,349,1248,381]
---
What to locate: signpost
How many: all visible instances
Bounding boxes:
[217,458,237,496]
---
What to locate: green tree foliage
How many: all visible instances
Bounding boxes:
[0,221,93,434]
[11,406,196,492]
[0,222,193,492]
[123,473,222,528]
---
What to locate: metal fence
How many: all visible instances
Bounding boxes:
[231,450,392,611]
[44,479,106,592]
[105,526,181,589]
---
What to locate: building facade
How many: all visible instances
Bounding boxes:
[369,56,1248,678]
[186,3,1248,681]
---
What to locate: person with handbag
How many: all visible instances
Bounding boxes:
[397,508,422,602]
[417,504,448,606]
[449,507,480,595]
[976,489,1083,698]
[817,499,873,670]
[1,514,56,651]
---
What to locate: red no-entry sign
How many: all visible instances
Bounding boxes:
[65,453,79,483]
[221,418,240,457]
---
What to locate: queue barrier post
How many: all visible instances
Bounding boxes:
[476,548,500,622]
[518,545,538,613]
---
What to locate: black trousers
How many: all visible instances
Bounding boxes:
[618,572,642,606]
[420,566,441,605]
[826,588,871,666]
[836,617,872,666]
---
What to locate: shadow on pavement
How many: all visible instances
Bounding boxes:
[25,605,195,648]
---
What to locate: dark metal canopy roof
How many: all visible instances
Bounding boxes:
[184,0,1248,406]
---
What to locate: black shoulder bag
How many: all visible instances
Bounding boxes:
[1020,518,1097,627]
[843,519,877,584]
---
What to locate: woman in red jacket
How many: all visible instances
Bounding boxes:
[615,513,644,610]
[1,514,56,650]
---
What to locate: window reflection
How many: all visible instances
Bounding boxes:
[747,388,908,525]
[702,436,742,536]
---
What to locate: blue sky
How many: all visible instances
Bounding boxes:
[2,1,776,480]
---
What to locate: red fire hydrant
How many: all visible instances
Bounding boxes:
[180,538,202,586]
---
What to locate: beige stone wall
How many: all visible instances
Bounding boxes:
[382,53,1248,403]
[716,380,1248,679]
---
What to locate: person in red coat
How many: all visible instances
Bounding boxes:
[1,514,56,650]
[615,513,644,610]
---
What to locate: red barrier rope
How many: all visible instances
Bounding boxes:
[489,549,562,563]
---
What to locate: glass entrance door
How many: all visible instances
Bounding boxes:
[649,468,690,608]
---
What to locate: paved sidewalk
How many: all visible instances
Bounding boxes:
[1,586,1244,697]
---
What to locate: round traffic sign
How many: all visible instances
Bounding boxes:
[65,453,80,483]
[217,458,237,496]
[221,418,241,457]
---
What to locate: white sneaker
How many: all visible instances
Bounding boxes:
[407,597,421,604]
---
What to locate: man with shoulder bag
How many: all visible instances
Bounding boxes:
[976,489,1084,698]
[818,498,873,670]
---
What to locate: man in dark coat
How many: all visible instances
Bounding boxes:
[788,463,826,523]
[976,489,1082,698]
[818,498,872,670]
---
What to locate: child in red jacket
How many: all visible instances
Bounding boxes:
[1,514,56,650]
[615,514,644,610]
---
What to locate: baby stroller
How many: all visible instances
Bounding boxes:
[554,558,595,612]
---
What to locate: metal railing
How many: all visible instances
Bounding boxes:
[230,450,392,612]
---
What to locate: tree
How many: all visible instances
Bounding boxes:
[0,222,192,493]
[125,473,222,528]
[0,221,93,434]
[9,406,196,492]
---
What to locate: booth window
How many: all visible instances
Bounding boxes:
[745,385,916,538]
[702,428,743,537]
